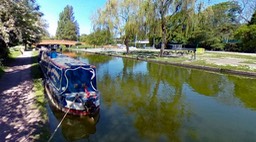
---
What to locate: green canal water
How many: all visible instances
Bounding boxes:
[49,52,256,142]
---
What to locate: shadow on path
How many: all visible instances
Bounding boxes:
[0,51,44,142]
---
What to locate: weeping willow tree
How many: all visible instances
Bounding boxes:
[147,0,184,56]
[92,0,144,53]
[139,0,161,48]
[157,0,195,45]
[91,0,248,52]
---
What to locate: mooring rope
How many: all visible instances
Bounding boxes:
[47,95,79,142]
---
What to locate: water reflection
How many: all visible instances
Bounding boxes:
[228,76,256,110]
[187,70,222,96]
[85,55,187,141]
[56,52,256,142]
[49,105,99,141]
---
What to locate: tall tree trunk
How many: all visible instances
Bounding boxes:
[23,41,27,51]
[124,36,130,54]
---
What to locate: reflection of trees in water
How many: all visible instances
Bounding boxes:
[187,68,256,110]
[228,76,256,110]
[51,106,99,141]
[187,70,222,96]
[144,63,188,141]
[80,53,256,141]
[73,51,113,67]
[99,60,188,141]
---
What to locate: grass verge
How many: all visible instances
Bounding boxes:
[31,51,50,141]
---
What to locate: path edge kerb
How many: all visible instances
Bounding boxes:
[89,51,256,78]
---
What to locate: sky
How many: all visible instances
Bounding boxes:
[37,0,107,36]
[37,0,228,37]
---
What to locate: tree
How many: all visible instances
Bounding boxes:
[232,4,256,53]
[85,29,113,47]
[248,10,256,25]
[234,10,256,52]
[0,0,46,58]
[165,0,197,44]
[92,0,143,53]
[56,5,79,40]
[140,0,161,48]
[234,24,256,52]
[150,0,182,56]
[187,1,242,50]
[19,0,47,49]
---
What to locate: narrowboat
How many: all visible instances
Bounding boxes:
[38,50,100,116]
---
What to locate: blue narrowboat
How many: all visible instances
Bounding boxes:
[39,50,100,116]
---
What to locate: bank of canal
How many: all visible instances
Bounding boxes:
[71,48,256,78]
[49,52,256,142]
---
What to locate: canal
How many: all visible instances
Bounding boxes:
[48,52,256,142]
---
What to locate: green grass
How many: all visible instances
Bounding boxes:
[31,51,50,141]
[203,52,256,60]
[155,56,188,63]
[9,46,22,58]
[189,59,256,72]
[241,60,256,64]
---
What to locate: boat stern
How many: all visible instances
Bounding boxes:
[63,91,100,116]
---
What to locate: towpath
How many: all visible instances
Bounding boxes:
[0,51,43,142]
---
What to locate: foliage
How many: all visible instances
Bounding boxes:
[0,0,46,59]
[233,9,256,53]
[56,5,79,40]
[151,0,184,56]
[31,51,50,141]
[248,10,256,25]
[90,0,255,53]
[9,46,22,58]
[186,1,242,51]
[83,29,113,47]
[92,0,144,53]
[234,24,256,53]
[79,34,87,43]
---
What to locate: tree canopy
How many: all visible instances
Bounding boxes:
[90,0,256,53]
[0,0,47,59]
[56,5,79,41]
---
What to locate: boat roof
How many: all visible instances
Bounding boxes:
[51,53,89,68]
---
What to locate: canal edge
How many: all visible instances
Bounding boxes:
[78,50,256,78]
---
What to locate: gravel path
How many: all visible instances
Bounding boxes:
[0,51,43,142]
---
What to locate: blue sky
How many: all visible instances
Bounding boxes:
[37,0,227,36]
[37,0,107,36]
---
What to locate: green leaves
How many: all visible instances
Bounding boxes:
[234,24,256,52]
[0,0,46,58]
[88,0,254,52]
[56,5,79,41]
